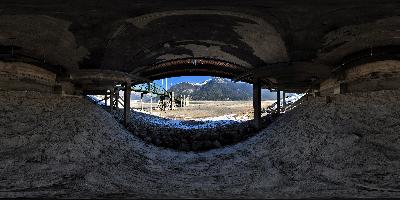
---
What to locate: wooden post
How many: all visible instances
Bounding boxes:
[105,94,108,106]
[334,82,347,95]
[180,95,183,107]
[114,88,118,109]
[112,88,116,110]
[109,89,114,112]
[140,93,144,111]
[150,94,153,113]
[123,82,131,127]
[282,91,286,110]
[277,89,281,114]
[170,92,174,110]
[253,79,262,130]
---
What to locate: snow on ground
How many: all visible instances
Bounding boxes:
[87,94,250,129]
[87,95,105,106]
[285,93,305,103]
[131,110,246,129]
[88,93,305,129]
[197,114,251,121]
[268,93,305,111]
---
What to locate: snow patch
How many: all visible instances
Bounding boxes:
[197,114,251,122]
[268,93,305,111]
[190,79,212,86]
[87,95,105,106]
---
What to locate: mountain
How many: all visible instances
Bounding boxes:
[168,78,276,101]
[167,82,201,97]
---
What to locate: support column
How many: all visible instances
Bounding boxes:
[180,95,183,107]
[170,92,175,110]
[109,89,114,112]
[105,94,108,106]
[123,82,131,127]
[140,93,144,111]
[276,89,281,114]
[334,82,347,94]
[150,94,153,114]
[282,91,286,110]
[253,79,262,130]
[114,88,118,109]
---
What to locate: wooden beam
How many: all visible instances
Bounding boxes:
[82,89,109,95]
[95,97,107,104]
[128,74,151,83]
[233,62,289,81]
[118,99,124,107]
[233,70,253,82]
[71,69,132,83]
[233,62,331,88]
[255,62,330,79]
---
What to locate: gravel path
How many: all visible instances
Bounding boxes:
[0,90,399,198]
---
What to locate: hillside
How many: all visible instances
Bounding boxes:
[168,78,276,100]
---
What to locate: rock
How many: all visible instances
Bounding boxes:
[144,136,152,143]
[191,141,203,151]
[212,140,222,148]
[179,143,191,151]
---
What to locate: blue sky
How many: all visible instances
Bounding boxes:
[153,76,212,89]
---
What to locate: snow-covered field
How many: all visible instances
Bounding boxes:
[88,95,252,129]
[88,93,305,129]
[132,109,245,129]
[136,100,274,120]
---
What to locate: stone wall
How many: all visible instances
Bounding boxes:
[320,60,400,95]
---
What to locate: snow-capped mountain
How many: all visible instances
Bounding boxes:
[168,78,276,100]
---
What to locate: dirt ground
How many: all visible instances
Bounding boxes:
[1,90,399,198]
[131,100,275,120]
